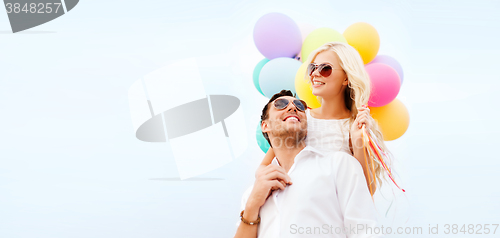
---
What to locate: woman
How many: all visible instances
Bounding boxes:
[257,42,389,194]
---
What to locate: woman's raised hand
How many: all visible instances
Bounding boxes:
[350,105,372,149]
[354,105,371,129]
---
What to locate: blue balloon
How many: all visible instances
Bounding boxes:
[253,58,269,96]
[259,57,301,98]
[256,121,270,153]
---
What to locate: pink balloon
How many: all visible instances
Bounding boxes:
[366,63,401,107]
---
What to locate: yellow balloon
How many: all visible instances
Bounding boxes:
[301,27,347,62]
[370,99,409,141]
[343,22,380,64]
[295,63,321,109]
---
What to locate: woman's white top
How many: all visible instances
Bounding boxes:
[304,109,352,155]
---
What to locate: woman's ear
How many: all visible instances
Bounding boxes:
[343,77,349,86]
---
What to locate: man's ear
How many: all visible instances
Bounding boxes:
[261,120,270,133]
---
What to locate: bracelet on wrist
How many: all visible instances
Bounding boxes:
[240,210,260,225]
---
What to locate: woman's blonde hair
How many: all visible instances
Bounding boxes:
[304,41,389,188]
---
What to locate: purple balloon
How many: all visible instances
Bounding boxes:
[368,55,404,84]
[253,13,302,60]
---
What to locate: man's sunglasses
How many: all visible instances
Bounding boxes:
[307,63,340,77]
[273,98,308,112]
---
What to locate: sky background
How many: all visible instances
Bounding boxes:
[1,0,499,237]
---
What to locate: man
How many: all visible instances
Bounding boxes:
[234,90,382,238]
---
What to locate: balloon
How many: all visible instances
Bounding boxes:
[370,99,409,141]
[253,59,270,96]
[297,22,316,43]
[295,23,316,62]
[256,121,270,153]
[301,27,347,61]
[259,57,302,98]
[343,22,380,64]
[368,55,404,84]
[295,63,321,108]
[366,63,401,107]
[253,13,302,60]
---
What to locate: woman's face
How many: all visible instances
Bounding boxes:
[310,51,348,99]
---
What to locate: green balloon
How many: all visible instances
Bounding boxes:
[253,58,269,96]
[301,27,347,61]
[256,121,270,153]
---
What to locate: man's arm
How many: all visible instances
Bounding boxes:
[335,152,383,238]
[234,164,291,238]
[234,195,263,238]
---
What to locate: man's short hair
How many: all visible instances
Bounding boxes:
[260,90,295,147]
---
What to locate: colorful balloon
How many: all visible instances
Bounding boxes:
[295,23,315,62]
[343,22,380,64]
[253,13,302,60]
[297,22,316,43]
[259,57,302,98]
[370,99,409,141]
[295,63,321,108]
[301,27,347,61]
[256,121,270,153]
[368,55,404,84]
[366,63,401,107]
[253,59,270,96]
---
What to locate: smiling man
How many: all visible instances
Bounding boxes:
[234,90,382,238]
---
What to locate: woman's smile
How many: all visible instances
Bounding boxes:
[312,79,325,87]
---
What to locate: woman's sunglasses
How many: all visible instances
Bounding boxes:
[307,63,337,77]
[273,98,308,112]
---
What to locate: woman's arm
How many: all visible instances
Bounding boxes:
[350,106,377,195]
[261,147,275,166]
[255,147,275,178]
[352,144,377,195]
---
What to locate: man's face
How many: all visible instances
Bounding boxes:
[262,96,307,147]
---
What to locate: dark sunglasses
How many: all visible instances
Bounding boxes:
[273,98,308,112]
[307,63,336,77]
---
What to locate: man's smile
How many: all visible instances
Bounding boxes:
[283,115,301,122]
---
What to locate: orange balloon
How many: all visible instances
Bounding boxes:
[370,99,409,141]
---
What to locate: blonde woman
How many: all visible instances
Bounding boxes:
[256,42,388,194]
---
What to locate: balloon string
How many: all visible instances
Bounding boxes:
[361,124,374,199]
[363,126,405,193]
[368,136,404,192]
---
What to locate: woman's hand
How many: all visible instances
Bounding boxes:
[350,106,378,195]
[355,106,371,129]
[350,106,371,149]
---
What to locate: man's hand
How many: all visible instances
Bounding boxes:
[255,164,289,190]
[235,164,290,238]
[247,164,292,210]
